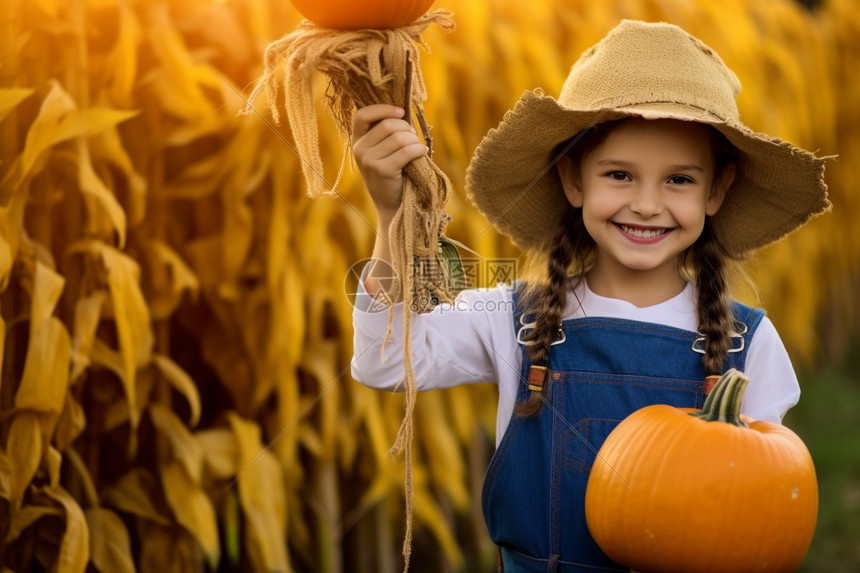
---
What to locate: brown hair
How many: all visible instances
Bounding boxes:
[515,119,741,416]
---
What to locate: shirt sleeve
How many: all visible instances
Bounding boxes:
[739,316,801,424]
[350,264,514,392]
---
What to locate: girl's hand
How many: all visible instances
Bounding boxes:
[351,104,428,221]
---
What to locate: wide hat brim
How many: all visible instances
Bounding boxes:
[465,87,830,257]
[466,42,830,255]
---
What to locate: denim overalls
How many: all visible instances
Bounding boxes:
[482,288,764,572]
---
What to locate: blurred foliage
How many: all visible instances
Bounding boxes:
[786,338,860,573]
[0,0,858,571]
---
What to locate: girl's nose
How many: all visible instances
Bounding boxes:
[630,184,662,218]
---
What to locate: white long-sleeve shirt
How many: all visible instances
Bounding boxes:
[351,277,800,446]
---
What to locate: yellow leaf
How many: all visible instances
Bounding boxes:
[41,485,89,573]
[86,507,136,573]
[15,82,136,189]
[144,237,201,320]
[5,411,42,506]
[103,469,171,527]
[105,2,142,106]
[5,503,63,543]
[136,522,196,573]
[90,126,147,227]
[15,262,70,415]
[144,7,216,120]
[18,81,76,183]
[69,290,105,383]
[227,413,289,572]
[54,391,86,452]
[149,404,203,484]
[0,450,11,502]
[148,240,200,299]
[68,240,154,430]
[54,108,140,149]
[46,445,62,488]
[89,337,126,386]
[152,354,201,427]
[77,142,128,247]
[195,428,237,480]
[0,232,13,292]
[160,461,220,568]
[0,88,34,122]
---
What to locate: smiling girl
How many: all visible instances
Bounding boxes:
[350,20,829,571]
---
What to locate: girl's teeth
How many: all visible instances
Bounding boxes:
[621,225,667,239]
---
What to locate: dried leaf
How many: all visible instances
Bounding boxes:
[53,392,87,452]
[145,240,200,319]
[104,1,142,105]
[103,469,171,527]
[228,413,289,572]
[149,404,203,484]
[5,504,63,543]
[90,126,147,227]
[137,522,196,573]
[6,412,42,506]
[77,142,128,247]
[15,262,70,416]
[16,82,136,187]
[18,81,76,183]
[54,108,139,147]
[0,450,11,501]
[41,484,90,573]
[194,428,237,480]
[69,290,105,383]
[86,507,136,573]
[0,88,34,122]
[160,461,220,568]
[68,240,154,430]
[152,354,201,428]
[144,7,216,120]
[62,448,99,510]
[46,445,62,488]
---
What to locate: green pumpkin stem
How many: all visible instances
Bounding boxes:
[690,368,749,427]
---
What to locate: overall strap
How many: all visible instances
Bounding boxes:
[510,285,540,398]
[700,301,766,393]
[511,283,565,394]
[725,301,766,372]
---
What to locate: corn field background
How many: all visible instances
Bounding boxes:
[1,0,858,571]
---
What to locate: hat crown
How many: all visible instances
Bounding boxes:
[559,20,741,122]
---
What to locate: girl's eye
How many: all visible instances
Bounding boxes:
[606,171,630,181]
[667,175,694,185]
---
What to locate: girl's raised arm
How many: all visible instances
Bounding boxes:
[351,104,428,301]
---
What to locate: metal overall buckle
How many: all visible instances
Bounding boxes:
[516,312,566,346]
[692,321,748,354]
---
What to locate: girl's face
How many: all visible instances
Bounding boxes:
[558,118,734,300]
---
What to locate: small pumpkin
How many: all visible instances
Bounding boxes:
[584,369,818,573]
[289,0,435,30]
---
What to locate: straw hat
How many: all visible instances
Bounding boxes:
[465,20,830,256]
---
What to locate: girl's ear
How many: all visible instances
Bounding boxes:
[557,155,584,208]
[706,163,735,216]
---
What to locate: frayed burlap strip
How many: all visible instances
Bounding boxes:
[245,10,456,570]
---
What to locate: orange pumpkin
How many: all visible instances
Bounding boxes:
[289,0,435,30]
[584,369,818,573]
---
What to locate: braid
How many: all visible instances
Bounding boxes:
[516,208,593,416]
[692,219,735,375]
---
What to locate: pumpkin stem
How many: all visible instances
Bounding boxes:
[690,368,749,427]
